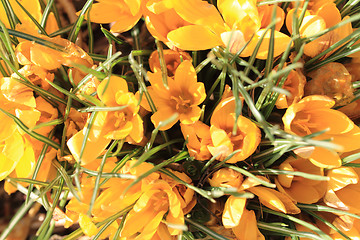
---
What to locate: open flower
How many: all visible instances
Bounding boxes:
[67,76,143,165]
[144,0,291,59]
[208,96,261,163]
[120,179,185,239]
[140,60,206,130]
[286,3,352,58]
[283,95,360,168]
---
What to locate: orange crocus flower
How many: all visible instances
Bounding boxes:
[209,168,298,238]
[144,0,291,59]
[67,76,143,165]
[286,3,352,58]
[282,95,360,168]
[208,96,261,163]
[140,60,206,130]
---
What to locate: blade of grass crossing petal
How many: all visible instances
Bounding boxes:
[52,160,80,201]
[342,151,360,164]
[244,22,276,76]
[304,210,351,240]
[145,114,179,151]
[263,45,304,119]
[68,0,92,42]
[0,0,20,29]
[36,178,64,237]
[305,28,360,68]
[60,97,72,156]
[0,108,61,149]
[185,218,230,240]
[156,40,169,88]
[79,112,97,162]
[250,169,329,181]
[297,203,360,220]
[231,64,243,135]
[257,222,324,240]
[63,205,133,240]
[73,51,122,93]
[160,168,215,202]
[264,6,277,77]
[306,42,360,72]
[0,20,18,69]
[87,6,94,53]
[305,12,360,43]
[49,23,75,37]
[99,147,142,187]
[88,140,120,215]
[4,29,64,50]
[40,0,54,28]
[235,71,274,141]
[131,140,184,169]
[25,130,54,204]
[14,0,48,35]
[224,164,276,188]
[249,205,333,240]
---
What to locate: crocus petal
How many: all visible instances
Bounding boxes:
[222,196,246,228]
[328,125,360,152]
[128,114,144,143]
[315,2,341,28]
[0,111,16,142]
[232,209,265,240]
[327,167,359,191]
[285,181,323,204]
[218,0,260,36]
[151,107,179,130]
[309,147,342,168]
[240,29,292,59]
[97,76,129,106]
[249,187,300,214]
[15,139,35,178]
[79,213,98,237]
[179,106,201,125]
[167,25,224,51]
[172,0,226,35]
[67,130,111,165]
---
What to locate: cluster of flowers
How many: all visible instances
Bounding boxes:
[1,0,360,239]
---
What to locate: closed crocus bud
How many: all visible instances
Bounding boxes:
[305,62,354,107]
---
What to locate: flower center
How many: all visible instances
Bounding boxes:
[114,111,127,128]
[293,111,319,135]
[170,95,191,113]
